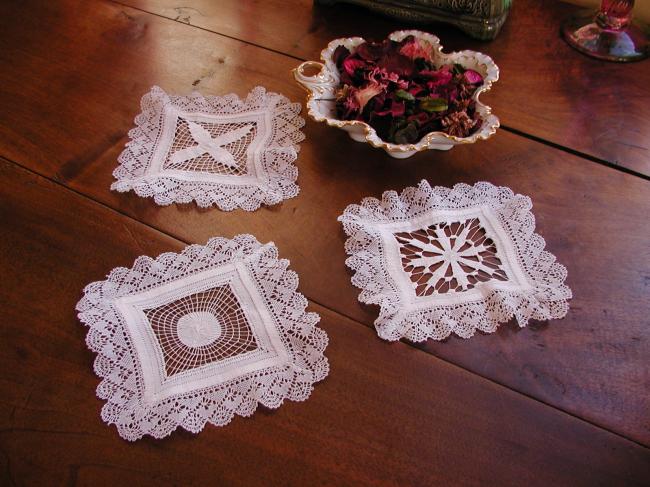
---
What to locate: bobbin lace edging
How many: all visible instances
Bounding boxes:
[111,86,305,210]
[76,235,328,440]
[338,181,572,342]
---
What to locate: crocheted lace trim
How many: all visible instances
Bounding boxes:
[111,86,305,211]
[76,235,328,440]
[338,181,572,341]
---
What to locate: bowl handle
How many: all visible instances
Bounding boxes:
[293,61,335,96]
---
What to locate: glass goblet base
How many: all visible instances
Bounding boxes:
[562,11,649,62]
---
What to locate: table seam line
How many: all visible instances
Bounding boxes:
[107,0,305,62]
[105,0,650,182]
[1,153,648,450]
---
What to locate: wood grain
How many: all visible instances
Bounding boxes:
[118,0,650,175]
[1,159,649,486]
[0,0,648,446]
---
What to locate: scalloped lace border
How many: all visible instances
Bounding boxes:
[338,180,572,341]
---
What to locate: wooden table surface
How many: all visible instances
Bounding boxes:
[1,0,649,485]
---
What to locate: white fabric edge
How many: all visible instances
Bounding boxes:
[338,180,572,342]
[110,86,305,211]
[76,234,329,440]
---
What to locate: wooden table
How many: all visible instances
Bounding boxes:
[1,0,648,485]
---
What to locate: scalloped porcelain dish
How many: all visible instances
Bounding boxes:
[293,30,500,159]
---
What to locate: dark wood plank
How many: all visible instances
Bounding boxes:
[119,0,650,175]
[0,0,649,447]
[1,159,649,486]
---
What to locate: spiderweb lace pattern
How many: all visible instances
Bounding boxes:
[338,181,572,342]
[76,235,328,440]
[111,86,305,210]
[144,285,258,376]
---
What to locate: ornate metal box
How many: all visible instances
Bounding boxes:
[316,0,512,40]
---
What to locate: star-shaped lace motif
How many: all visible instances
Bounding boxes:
[396,218,508,296]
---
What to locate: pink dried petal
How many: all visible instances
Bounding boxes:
[399,38,433,61]
[356,41,385,61]
[396,79,410,90]
[409,84,426,96]
[377,51,414,77]
[390,101,406,117]
[464,69,483,85]
[421,69,453,88]
[354,82,384,112]
[343,57,368,76]
[366,67,399,84]
[333,45,351,69]
[338,88,360,118]
[372,90,387,109]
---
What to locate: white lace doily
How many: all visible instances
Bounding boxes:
[111,86,305,210]
[76,235,328,440]
[338,181,572,342]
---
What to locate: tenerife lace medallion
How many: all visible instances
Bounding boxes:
[111,86,305,210]
[339,181,572,342]
[76,235,329,440]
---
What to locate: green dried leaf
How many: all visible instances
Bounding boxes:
[420,97,448,113]
[395,89,415,102]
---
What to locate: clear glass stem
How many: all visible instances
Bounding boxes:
[561,0,649,62]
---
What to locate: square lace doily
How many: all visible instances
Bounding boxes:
[76,235,328,440]
[111,86,305,210]
[339,181,572,341]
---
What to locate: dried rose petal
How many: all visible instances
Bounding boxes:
[391,101,406,117]
[333,34,484,144]
[447,87,459,102]
[396,79,409,90]
[337,85,361,118]
[409,84,427,96]
[333,45,350,69]
[338,91,360,118]
[399,37,433,62]
[366,66,399,84]
[377,50,414,77]
[355,82,384,112]
[356,41,386,61]
[343,57,368,76]
[421,68,453,88]
[463,69,483,85]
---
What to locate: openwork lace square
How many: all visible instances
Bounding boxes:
[111,86,305,210]
[76,235,328,440]
[338,181,572,341]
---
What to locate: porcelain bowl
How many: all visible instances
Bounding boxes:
[293,30,500,159]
